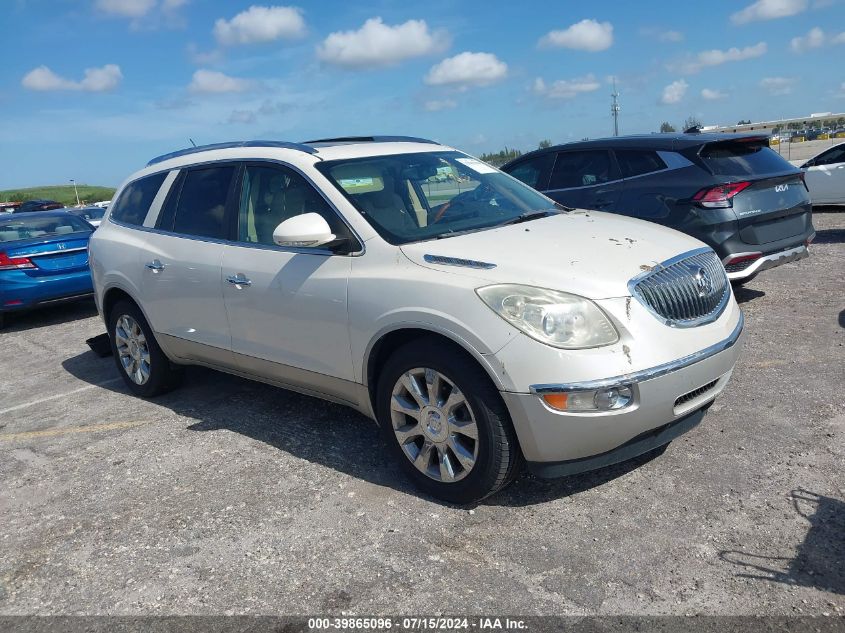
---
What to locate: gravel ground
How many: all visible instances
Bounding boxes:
[0,211,842,616]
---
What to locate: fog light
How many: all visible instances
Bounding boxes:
[540,385,633,412]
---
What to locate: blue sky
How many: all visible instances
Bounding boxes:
[2,0,844,189]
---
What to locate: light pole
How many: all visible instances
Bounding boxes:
[70,179,80,206]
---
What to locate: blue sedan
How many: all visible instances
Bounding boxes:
[0,210,95,328]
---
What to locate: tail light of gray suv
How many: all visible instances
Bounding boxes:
[502,133,815,283]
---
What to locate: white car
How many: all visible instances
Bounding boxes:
[801,141,845,204]
[89,137,744,503]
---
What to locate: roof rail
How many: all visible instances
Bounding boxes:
[146,140,318,166]
[302,135,439,146]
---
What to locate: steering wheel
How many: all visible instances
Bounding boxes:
[431,183,495,224]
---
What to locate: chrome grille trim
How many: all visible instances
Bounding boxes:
[628,247,730,328]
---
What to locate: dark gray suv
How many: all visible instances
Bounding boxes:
[502,133,815,283]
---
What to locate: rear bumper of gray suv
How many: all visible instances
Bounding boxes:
[723,243,809,281]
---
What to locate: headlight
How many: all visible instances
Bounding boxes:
[476,284,619,349]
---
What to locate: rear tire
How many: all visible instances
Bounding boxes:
[108,300,183,397]
[376,338,522,504]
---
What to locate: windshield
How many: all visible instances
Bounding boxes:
[0,214,93,242]
[316,151,560,244]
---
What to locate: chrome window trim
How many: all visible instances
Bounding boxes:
[27,246,88,256]
[108,157,366,257]
[627,247,731,328]
[530,311,744,394]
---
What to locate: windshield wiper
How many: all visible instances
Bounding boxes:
[497,209,560,227]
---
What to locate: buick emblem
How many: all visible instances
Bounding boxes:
[693,267,712,296]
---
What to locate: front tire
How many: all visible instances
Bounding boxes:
[376,338,522,504]
[108,300,182,397]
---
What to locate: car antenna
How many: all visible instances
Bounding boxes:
[189,138,197,147]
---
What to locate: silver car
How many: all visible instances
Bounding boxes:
[89,137,744,503]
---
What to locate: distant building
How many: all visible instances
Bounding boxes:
[702,112,845,135]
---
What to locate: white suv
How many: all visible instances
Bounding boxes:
[89,136,744,503]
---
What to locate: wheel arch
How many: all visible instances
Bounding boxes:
[364,325,508,417]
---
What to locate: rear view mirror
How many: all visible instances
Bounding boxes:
[273,213,336,248]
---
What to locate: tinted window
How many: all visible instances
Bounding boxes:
[171,166,236,240]
[505,153,555,189]
[549,151,614,189]
[237,164,347,246]
[813,146,845,166]
[616,150,667,178]
[110,172,167,226]
[700,141,794,176]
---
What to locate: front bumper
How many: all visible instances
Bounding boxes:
[500,312,744,474]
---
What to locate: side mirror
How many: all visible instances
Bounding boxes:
[273,213,336,248]
[801,160,813,168]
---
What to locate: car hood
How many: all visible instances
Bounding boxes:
[400,211,707,299]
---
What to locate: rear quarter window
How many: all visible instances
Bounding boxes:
[699,142,795,177]
[110,172,168,226]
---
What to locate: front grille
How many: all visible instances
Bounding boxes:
[631,249,729,327]
[724,259,753,273]
[674,379,719,409]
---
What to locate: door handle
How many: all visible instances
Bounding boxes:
[145,260,164,273]
[226,274,252,287]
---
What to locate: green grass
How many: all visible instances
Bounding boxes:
[0,184,116,207]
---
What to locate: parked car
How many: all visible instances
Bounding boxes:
[89,137,744,503]
[801,141,845,205]
[0,210,95,328]
[14,199,65,213]
[92,200,111,209]
[69,205,106,227]
[502,133,814,284]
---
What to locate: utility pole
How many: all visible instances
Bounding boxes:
[611,79,620,137]
[70,179,80,206]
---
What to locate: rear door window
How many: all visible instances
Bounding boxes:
[699,141,794,176]
[549,151,615,190]
[110,172,167,226]
[169,165,237,240]
[615,150,667,178]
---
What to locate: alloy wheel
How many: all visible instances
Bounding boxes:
[390,367,479,483]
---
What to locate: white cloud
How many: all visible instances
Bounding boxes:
[790,26,826,51]
[701,88,728,100]
[672,42,767,73]
[532,75,601,100]
[21,64,122,92]
[95,0,156,18]
[661,79,688,104]
[659,30,684,42]
[832,32,845,44]
[424,52,508,89]
[539,19,614,52]
[186,43,222,65]
[423,99,457,112]
[214,5,305,46]
[760,76,796,95]
[188,69,252,93]
[317,18,448,69]
[731,0,808,24]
